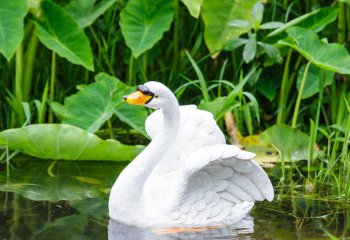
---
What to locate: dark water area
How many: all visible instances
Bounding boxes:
[0,158,349,239]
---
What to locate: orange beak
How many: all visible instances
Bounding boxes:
[123,90,153,105]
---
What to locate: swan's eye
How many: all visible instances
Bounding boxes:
[155,95,158,99]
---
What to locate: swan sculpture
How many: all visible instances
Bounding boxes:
[109,81,274,227]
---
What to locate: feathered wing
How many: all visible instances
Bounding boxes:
[169,144,274,226]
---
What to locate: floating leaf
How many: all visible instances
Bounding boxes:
[0,158,126,201]
[296,64,334,99]
[34,1,94,71]
[65,0,117,28]
[260,124,311,161]
[0,0,27,60]
[201,0,259,56]
[279,27,350,74]
[181,0,202,18]
[120,0,174,58]
[0,124,144,161]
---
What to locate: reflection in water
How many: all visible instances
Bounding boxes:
[108,215,254,240]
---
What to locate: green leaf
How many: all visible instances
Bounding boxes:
[260,124,311,161]
[65,0,117,28]
[201,0,259,56]
[243,35,257,63]
[298,7,338,32]
[251,2,264,29]
[267,7,338,37]
[198,97,228,118]
[279,27,350,74]
[120,0,174,58]
[296,64,334,99]
[34,1,94,71]
[114,104,148,137]
[259,21,284,30]
[51,73,126,133]
[0,124,144,161]
[181,0,202,18]
[0,0,27,60]
[0,158,126,201]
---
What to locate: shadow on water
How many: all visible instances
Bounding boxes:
[0,157,350,239]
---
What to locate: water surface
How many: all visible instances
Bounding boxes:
[0,158,349,239]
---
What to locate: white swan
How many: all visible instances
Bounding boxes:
[109,81,274,227]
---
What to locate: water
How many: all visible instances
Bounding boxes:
[1,158,349,239]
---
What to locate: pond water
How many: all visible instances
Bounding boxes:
[0,158,349,239]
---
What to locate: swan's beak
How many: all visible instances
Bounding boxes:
[123,91,153,105]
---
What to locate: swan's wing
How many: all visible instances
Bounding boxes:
[171,144,274,225]
[145,105,225,145]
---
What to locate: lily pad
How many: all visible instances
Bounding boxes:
[279,27,350,74]
[260,124,311,161]
[0,124,144,161]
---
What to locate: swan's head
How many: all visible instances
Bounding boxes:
[123,81,177,109]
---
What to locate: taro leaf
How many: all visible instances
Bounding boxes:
[51,73,147,135]
[34,1,94,71]
[296,63,334,99]
[65,0,117,28]
[0,124,144,161]
[198,97,228,119]
[298,7,338,32]
[256,77,277,101]
[260,124,310,161]
[0,0,27,61]
[181,0,202,18]
[201,0,259,56]
[114,104,148,137]
[279,27,350,74]
[0,158,126,201]
[51,73,125,133]
[268,7,338,37]
[120,0,174,58]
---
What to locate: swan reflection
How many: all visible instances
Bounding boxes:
[108,215,254,240]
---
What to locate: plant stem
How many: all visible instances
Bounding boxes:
[48,52,56,123]
[15,42,24,126]
[292,61,311,128]
[23,30,39,101]
[173,0,179,79]
[277,49,292,124]
[338,2,346,44]
[128,55,134,86]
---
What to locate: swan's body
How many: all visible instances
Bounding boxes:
[109,82,274,227]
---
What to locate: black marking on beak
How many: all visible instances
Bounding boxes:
[137,85,154,104]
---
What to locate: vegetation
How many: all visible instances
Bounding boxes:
[0,0,350,237]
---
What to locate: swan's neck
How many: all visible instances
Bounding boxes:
[110,99,180,211]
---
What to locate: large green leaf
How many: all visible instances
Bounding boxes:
[296,64,334,99]
[267,7,338,37]
[181,0,202,18]
[0,124,144,161]
[51,73,147,135]
[34,1,94,71]
[260,124,310,161]
[0,158,126,201]
[65,0,117,28]
[0,0,27,60]
[201,0,259,56]
[114,104,148,137]
[119,0,174,58]
[279,27,350,74]
[51,73,127,133]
